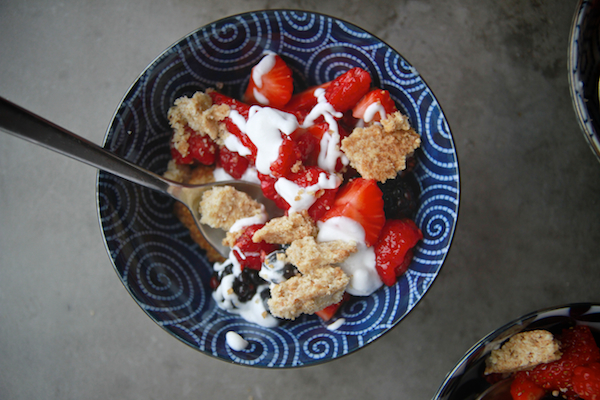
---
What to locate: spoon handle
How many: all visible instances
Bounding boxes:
[0,96,174,194]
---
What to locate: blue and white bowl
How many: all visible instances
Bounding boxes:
[569,0,600,162]
[97,10,460,367]
[433,303,600,400]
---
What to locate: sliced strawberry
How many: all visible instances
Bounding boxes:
[293,128,320,166]
[243,54,293,109]
[187,128,218,165]
[525,326,600,399]
[223,118,257,164]
[170,142,194,165]
[270,136,302,178]
[510,373,546,400]
[284,82,331,123]
[323,67,372,113]
[374,219,422,286]
[573,362,600,400]
[258,173,291,211]
[208,90,251,119]
[233,224,279,270]
[285,166,340,221]
[352,89,398,122]
[320,178,385,247]
[218,146,249,179]
[315,293,350,322]
[285,83,331,112]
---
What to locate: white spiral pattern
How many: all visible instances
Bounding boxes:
[96,10,460,368]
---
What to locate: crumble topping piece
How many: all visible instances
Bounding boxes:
[484,330,562,375]
[252,211,317,245]
[267,266,349,320]
[168,91,230,158]
[285,236,357,274]
[341,111,421,182]
[199,186,263,231]
[163,159,192,183]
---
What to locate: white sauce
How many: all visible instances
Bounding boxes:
[252,52,276,89]
[212,252,279,328]
[228,209,268,233]
[252,88,270,105]
[327,318,346,331]
[223,132,252,157]
[230,106,299,176]
[300,88,349,172]
[363,102,386,123]
[259,251,289,284]
[274,172,341,213]
[226,331,249,351]
[317,217,383,296]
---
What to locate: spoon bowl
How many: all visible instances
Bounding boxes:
[0,96,281,258]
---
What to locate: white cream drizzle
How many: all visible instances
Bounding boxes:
[317,216,383,296]
[274,172,341,213]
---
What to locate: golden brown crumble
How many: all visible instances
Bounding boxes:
[341,111,421,182]
[199,186,263,231]
[252,211,317,245]
[285,236,357,274]
[168,91,229,158]
[163,160,192,183]
[484,330,562,375]
[267,266,349,320]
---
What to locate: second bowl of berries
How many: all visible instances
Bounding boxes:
[97,10,460,367]
[433,303,600,400]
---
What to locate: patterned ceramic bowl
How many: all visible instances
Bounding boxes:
[569,0,600,162]
[432,303,600,400]
[97,10,460,367]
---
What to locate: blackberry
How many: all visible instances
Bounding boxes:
[378,172,420,219]
[232,268,266,302]
[282,264,298,280]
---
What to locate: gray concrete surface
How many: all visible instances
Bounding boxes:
[1,1,599,399]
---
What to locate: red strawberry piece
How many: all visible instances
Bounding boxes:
[208,90,251,119]
[526,326,600,399]
[510,373,547,400]
[243,54,293,109]
[315,293,350,322]
[170,143,194,165]
[218,146,249,179]
[374,219,422,286]
[352,89,398,122]
[187,128,217,165]
[223,118,257,164]
[233,224,279,270]
[292,128,320,166]
[320,178,385,247]
[284,166,340,221]
[323,67,372,113]
[284,82,331,123]
[258,173,291,211]
[269,136,302,178]
[573,362,600,400]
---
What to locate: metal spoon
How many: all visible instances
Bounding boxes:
[0,96,282,257]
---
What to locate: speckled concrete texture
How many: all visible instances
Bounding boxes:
[1,1,599,399]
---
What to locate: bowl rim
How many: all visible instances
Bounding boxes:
[95,8,461,367]
[568,0,600,163]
